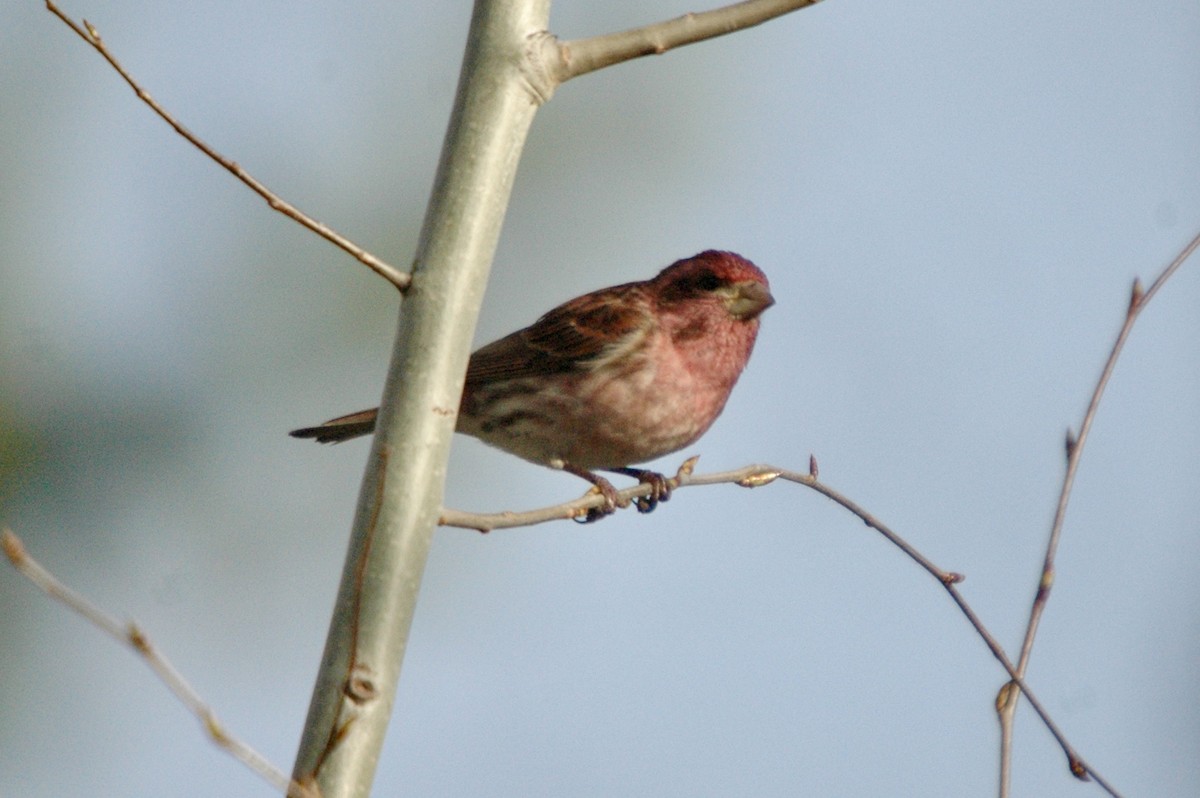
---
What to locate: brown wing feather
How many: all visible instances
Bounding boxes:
[465,281,650,385]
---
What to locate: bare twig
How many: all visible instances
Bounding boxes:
[998,230,1200,793]
[440,457,1123,795]
[2,528,317,798]
[44,0,410,291]
[547,0,824,83]
[439,456,704,530]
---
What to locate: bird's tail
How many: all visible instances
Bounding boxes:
[289,408,379,443]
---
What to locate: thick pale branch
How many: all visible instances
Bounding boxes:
[2,529,315,798]
[998,229,1200,793]
[290,3,553,795]
[550,0,824,82]
[44,0,409,290]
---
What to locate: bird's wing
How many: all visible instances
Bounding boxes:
[465,282,650,384]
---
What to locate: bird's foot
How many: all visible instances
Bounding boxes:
[608,467,672,514]
[563,464,623,523]
[563,464,674,522]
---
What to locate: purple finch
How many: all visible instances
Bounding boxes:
[291,250,774,519]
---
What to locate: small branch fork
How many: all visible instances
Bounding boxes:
[1,529,317,798]
[43,0,410,291]
[997,228,1200,791]
[548,0,825,83]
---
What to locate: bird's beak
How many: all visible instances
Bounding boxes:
[725,280,775,320]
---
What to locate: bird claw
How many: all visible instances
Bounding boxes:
[575,476,621,524]
[566,465,672,523]
[610,468,671,514]
[634,470,671,513]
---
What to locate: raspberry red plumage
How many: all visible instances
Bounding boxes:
[292,250,773,517]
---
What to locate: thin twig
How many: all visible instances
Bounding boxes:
[2,528,317,798]
[440,457,1122,795]
[998,230,1200,793]
[548,0,824,83]
[44,0,410,291]
[439,456,705,531]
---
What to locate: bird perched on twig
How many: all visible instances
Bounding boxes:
[291,250,774,521]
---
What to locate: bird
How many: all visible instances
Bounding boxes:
[291,250,774,520]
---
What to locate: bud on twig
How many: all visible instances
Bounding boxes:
[1128,277,1144,313]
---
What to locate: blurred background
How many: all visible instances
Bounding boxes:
[2,1,1198,796]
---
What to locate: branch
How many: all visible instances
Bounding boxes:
[1,529,317,798]
[44,0,410,291]
[998,229,1200,793]
[290,2,554,796]
[548,0,824,83]
[441,456,1122,795]
[440,455,707,530]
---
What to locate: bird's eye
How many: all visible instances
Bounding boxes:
[695,271,722,292]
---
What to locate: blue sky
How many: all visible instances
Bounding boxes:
[2,2,1198,796]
